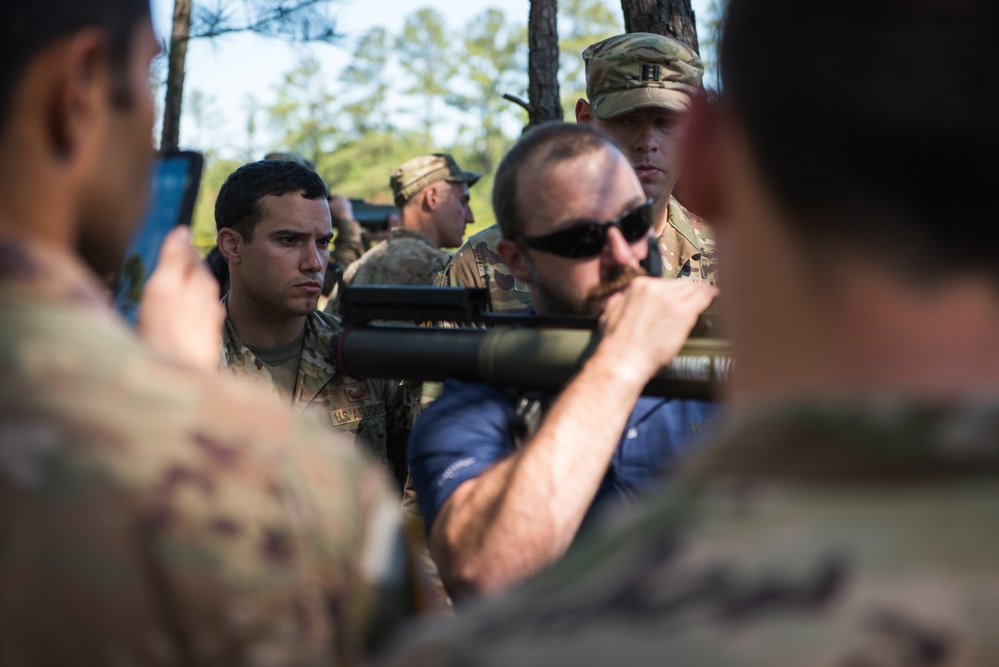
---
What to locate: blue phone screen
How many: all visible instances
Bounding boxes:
[113,156,196,324]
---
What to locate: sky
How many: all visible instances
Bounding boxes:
[149,0,714,156]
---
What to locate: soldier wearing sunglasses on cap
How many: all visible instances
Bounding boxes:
[406,123,720,601]
[436,32,715,312]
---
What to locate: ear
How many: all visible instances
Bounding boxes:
[421,184,440,212]
[497,238,532,285]
[217,228,243,264]
[575,98,593,124]
[54,29,109,161]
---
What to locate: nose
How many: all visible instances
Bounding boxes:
[465,203,475,224]
[633,123,659,155]
[302,244,326,273]
[601,226,641,271]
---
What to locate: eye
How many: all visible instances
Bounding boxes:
[318,239,331,249]
[655,113,680,129]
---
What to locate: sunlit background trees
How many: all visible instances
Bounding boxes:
[155,1,722,251]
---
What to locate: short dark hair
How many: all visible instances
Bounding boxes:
[215,160,329,242]
[0,0,150,131]
[493,122,616,239]
[720,0,999,281]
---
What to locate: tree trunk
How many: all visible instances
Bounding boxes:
[621,0,699,52]
[161,0,192,151]
[527,0,562,127]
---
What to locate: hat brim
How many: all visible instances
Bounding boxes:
[446,170,482,187]
[592,86,693,120]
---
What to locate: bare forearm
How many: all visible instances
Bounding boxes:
[431,280,718,597]
[431,349,647,597]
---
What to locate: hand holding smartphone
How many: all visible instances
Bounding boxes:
[113,150,204,324]
[137,226,226,370]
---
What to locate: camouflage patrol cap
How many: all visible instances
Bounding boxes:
[390,154,481,208]
[583,32,704,120]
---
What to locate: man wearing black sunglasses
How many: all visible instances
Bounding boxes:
[407,123,719,600]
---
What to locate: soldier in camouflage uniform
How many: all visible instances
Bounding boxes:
[576,33,716,284]
[215,160,412,486]
[325,153,479,315]
[327,155,479,611]
[438,33,714,307]
[376,0,999,663]
[0,2,411,662]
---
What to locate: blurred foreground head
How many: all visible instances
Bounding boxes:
[717,0,998,274]
[702,0,999,403]
[0,0,156,274]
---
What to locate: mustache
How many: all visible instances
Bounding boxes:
[583,265,648,307]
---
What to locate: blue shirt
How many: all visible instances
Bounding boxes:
[409,379,722,533]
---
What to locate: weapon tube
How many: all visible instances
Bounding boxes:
[349,198,401,232]
[336,325,729,400]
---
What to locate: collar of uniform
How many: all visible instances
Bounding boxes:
[389,227,439,249]
[0,233,116,312]
[665,196,703,251]
[220,304,342,408]
[680,398,999,483]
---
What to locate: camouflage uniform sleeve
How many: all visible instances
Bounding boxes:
[1,312,414,665]
[440,239,485,289]
[139,389,414,665]
[330,216,365,269]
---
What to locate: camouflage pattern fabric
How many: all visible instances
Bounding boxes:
[661,196,717,284]
[436,196,716,311]
[343,228,451,289]
[0,236,411,665]
[376,399,999,666]
[221,305,412,470]
[583,32,704,120]
[434,224,533,314]
[390,154,481,209]
[330,215,365,270]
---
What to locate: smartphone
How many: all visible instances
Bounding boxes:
[113,150,204,324]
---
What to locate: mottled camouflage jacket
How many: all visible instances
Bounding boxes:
[377,399,999,666]
[0,236,411,665]
[324,228,451,315]
[660,196,716,283]
[220,307,411,470]
[345,228,450,287]
[436,196,717,313]
[435,223,532,313]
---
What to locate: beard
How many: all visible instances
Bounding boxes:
[528,263,648,317]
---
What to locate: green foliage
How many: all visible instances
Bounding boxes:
[319,130,431,203]
[558,0,622,118]
[339,27,393,135]
[265,57,340,165]
[190,0,340,44]
[190,156,243,253]
[396,8,456,142]
[699,0,727,89]
[447,8,528,176]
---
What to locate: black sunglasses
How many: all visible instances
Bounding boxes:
[516,199,655,258]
